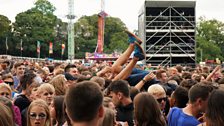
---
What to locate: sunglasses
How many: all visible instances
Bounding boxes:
[30,113,47,119]
[157,97,167,103]
[0,92,10,96]
[4,81,14,86]
[43,92,54,96]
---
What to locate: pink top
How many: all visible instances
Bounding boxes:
[13,105,22,126]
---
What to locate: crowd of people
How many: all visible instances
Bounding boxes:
[0,31,224,126]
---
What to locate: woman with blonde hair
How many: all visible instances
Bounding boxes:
[0,82,12,99]
[2,73,18,97]
[27,99,51,126]
[0,83,22,126]
[53,68,64,76]
[49,74,67,95]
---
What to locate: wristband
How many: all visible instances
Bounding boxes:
[142,79,147,83]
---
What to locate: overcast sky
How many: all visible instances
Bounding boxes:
[0,0,223,31]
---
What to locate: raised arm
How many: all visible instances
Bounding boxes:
[206,65,221,81]
[135,72,156,91]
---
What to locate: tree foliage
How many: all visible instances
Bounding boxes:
[0,0,129,59]
[0,15,11,54]
[12,0,58,58]
[74,15,128,58]
[196,17,224,62]
[34,0,56,15]
[0,15,11,37]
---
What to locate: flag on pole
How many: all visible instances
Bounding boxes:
[37,41,40,53]
[20,39,23,51]
[61,43,65,55]
[5,37,8,50]
[49,42,53,54]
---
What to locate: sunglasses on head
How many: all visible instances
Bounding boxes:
[4,81,14,86]
[157,97,167,103]
[29,113,46,119]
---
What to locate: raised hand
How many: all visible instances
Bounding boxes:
[143,72,156,82]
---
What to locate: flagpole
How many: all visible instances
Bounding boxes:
[38,51,40,59]
[5,37,8,55]
[49,42,50,58]
[37,41,40,59]
[61,43,62,60]
[20,39,23,57]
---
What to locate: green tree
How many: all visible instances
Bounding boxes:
[196,36,222,62]
[196,17,224,62]
[0,15,11,36]
[0,15,11,54]
[108,32,128,52]
[74,15,128,58]
[2,4,129,59]
[13,0,58,58]
[34,0,56,15]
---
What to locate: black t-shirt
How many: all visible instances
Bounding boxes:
[116,102,134,126]
[14,94,31,112]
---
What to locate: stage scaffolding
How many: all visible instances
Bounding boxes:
[138,0,196,67]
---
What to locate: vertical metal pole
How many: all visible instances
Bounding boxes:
[200,49,203,62]
[5,37,8,55]
[68,0,75,61]
[38,52,40,59]
[169,6,172,67]
[20,39,23,57]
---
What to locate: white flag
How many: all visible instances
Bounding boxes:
[5,37,8,50]
[20,39,23,51]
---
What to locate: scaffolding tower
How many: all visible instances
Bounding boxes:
[138,0,196,67]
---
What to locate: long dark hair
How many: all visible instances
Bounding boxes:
[53,96,65,126]
[134,92,166,126]
[63,102,72,126]
[206,89,224,126]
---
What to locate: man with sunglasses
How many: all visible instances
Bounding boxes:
[147,84,167,124]
[148,84,167,111]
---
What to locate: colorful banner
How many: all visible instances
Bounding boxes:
[61,43,65,55]
[37,41,40,53]
[49,42,53,54]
